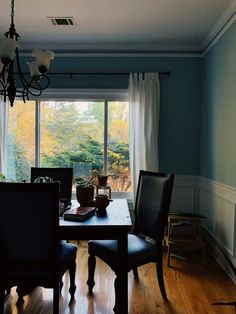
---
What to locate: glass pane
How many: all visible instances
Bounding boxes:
[40,100,104,183]
[107,101,131,192]
[6,100,36,182]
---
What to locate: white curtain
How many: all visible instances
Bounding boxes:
[129,73,160,198]
[0,96,9,175]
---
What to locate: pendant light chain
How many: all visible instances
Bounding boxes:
[11,0,14,24]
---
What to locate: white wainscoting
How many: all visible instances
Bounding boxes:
[199,177,236,283]
[168,175,236,282]
[170,175,199,213]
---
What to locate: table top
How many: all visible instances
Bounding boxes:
[59,199,132,238]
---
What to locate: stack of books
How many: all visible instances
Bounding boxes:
[63,206,96,221]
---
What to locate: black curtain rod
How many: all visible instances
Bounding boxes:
[46,71,170,76]
[15,71,170,76]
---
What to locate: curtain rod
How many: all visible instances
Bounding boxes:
[15,71,170,77]
[46,71,170,76]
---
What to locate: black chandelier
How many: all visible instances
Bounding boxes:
[0,0,54,107]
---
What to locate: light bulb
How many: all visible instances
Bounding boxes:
[0,37,17,64]
[32,49,55,73]
[27,61,41,80]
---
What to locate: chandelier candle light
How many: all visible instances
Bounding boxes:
[0,0,54,106]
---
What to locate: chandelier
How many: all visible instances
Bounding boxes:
[0,0,54,107]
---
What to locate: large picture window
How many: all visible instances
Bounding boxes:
[6,92,131,194]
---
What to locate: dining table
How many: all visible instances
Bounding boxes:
[59,198,132,314]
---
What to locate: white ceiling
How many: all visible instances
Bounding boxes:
[0,0,236,52]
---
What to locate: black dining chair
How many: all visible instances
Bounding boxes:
[30,167,73,205]
[87,170,174,311]
[0,182,77,314]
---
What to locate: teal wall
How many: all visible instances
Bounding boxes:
[21,54,202,175]
[201,21,236,186]
[54,57,202,175]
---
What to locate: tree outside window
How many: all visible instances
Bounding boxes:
[7,99,131,192]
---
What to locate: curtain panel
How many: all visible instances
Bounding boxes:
[129,73,160,198]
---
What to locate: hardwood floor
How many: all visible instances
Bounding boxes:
[3,241,236,314]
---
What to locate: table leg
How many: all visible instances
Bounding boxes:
[113,234,128,314]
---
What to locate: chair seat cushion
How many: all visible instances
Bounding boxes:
[6,243,77,286]
[88,234,157,271]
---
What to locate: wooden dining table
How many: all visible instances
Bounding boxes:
[59,198,132,314]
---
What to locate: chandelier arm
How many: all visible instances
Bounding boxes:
[24,79,44,97]
[27,88,43,97]
[0,79,6,92]
[32,74,50,91]
[2,0,53,106]
[0,81,7,103]
[15,48,31,89]
[1,64,8,85]
[27,74,50,92]
[22,89,29,103]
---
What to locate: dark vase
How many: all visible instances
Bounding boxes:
[76,186,95,206]
[97,175,108,186]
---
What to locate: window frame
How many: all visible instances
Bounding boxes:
[34,88,131,200]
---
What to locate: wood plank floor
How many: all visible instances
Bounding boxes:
[3,241,236,314]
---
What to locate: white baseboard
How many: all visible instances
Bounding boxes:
[203,227,236,284]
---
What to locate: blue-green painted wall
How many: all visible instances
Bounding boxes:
[201,21,236,186]
[20,55,202,175]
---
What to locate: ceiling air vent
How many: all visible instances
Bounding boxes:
[48,17,76,26]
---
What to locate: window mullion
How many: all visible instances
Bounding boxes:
[104,100,108,174]
[35,99,40,167]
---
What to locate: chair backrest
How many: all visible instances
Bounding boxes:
[0,182,59,269]
[133,170,174,242]
[31,167,73,202]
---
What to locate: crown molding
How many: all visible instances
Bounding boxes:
[201,0,236,53]
[20,42,201,54]
[21,51,202,58]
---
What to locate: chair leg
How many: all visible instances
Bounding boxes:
[53,284,60,314]
[167,245,171,267]
[132,267,139,280]
[87,254,96,295]
[113,272,124,313]
[16,286,25,306]
[156,253,168,300]
[68,261,76,299]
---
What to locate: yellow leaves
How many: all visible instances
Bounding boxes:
[109,119,128,143]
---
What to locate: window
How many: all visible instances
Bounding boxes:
[7,100,35,182]
[6,91,131,195]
